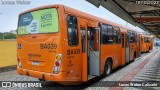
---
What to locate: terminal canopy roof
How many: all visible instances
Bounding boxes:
[86,0,160,38]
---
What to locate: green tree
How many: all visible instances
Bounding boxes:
[0,35,3,39]
[4,33,16,39]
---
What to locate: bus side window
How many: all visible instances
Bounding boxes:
[144,37,147,43]
[132,31,135,43]
[148,37,150,43]
[113,30,118,43]
[129,30,133,43]
[135,32,137,43]
[113,26,120,44]
[67,15,78,46]
[102,24,113,44]
[101,24,108,44]
[107,25,113,44]
[117,29,121,44]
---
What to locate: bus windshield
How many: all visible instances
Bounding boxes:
[18,8,59,35]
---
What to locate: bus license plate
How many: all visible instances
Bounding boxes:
[32,61,40,66]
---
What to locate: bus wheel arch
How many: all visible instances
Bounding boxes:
[104,57,112,76]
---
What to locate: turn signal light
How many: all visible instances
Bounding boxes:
[56,55,61,61]
[17,57,22,68]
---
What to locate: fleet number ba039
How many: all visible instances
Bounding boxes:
[40,43,57,49]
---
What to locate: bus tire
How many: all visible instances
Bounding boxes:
[104,60,112,76]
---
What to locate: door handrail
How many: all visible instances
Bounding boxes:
[90,47,99,58]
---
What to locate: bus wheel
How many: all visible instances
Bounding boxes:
[104,60,112,76]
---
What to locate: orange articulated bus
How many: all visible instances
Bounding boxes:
[17,4,142,85]
[141,35,153,52]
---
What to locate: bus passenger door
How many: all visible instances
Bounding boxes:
[80,27,88,82]
[125,33,130,63]
[138,34,142,57]
[121,33,125,65]
[88,27,100,77]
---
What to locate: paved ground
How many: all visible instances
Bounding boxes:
[86,49,160,90]
[0,49,159,90]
